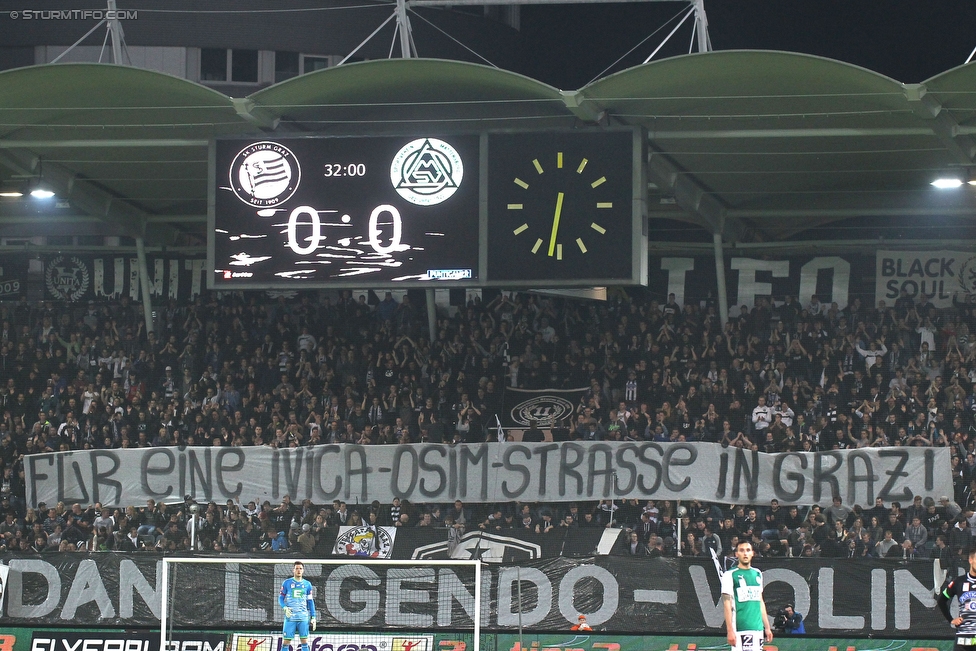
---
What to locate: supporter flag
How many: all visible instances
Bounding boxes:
[333,525,396,558]
[501,387,589,428]
[495,415,505,442]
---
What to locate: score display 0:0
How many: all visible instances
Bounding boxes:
[323,163,367,177]
[286,204,403,256]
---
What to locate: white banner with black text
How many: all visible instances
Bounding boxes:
[875,249,976,308]
[25,442,951,508]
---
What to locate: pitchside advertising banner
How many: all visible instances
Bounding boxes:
[28,631,227,651]
[25,443,951,507]
[0,632,957,651]
[0,631,955,651]
[0,554,961,636]
[495,636,956,651]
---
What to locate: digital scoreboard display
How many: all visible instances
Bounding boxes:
[210,135,480,288]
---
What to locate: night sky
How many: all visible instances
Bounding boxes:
[518,0,976,89]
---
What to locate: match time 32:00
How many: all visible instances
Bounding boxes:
[323,163,366,177]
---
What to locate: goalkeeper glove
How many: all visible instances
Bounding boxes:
[283,607,294,619]
[310,618,317,631]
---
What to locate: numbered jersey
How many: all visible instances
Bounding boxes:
[280,578,314,621]
[942,573,976,637]
[721,566,765,633]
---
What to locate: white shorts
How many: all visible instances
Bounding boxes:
[732,631,764,651]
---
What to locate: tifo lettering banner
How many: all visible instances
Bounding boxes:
[650,255,874,311]
[39,254,206,301]
[25,443,952,508]
[502,387,590,428]
[0,554,957,636]
[876,250,976,308]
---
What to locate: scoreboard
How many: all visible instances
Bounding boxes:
[209,130,646,289]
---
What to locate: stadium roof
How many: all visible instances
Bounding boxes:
[1,51,975,250]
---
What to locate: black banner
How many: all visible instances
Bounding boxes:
[501,387,590,429]
[386,526,606,561]
[0,259,27,299]
[0,552,954,636]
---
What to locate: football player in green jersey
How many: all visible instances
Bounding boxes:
[721,540,773,651]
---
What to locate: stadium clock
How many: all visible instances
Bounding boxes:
[485,130,640,284]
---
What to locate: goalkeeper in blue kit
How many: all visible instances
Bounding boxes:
[279,561,316,651]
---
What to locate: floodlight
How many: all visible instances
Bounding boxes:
[931,177,964,189]
[0,180,24,198]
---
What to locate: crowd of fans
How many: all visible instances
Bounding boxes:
[0,285,973,558]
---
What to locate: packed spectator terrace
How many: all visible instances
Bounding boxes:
[0,288,974,562]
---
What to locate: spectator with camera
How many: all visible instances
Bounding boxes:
[773,604,805,634]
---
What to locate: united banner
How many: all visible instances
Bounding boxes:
[0,553,958,636]
[501,387,590,428]
[26,442,952,508]
[38,254,206,302]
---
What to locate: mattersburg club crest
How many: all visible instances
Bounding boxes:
[390,138,463,206]
[229,141,301,208]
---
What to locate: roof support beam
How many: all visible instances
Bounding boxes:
[231,98,280,130]
[648,238,976,255]
[560,91,608,124]
[648,127,934,139]
[0,148,181,245]
[411,0,693,5]
[0,139,207,149]
[904,83,976,165]
[729,205,976,219]
[646,145,749,242]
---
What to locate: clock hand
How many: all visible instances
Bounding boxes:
[547,191,564,257]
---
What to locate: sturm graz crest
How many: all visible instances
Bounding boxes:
[229,141,301,208]
[45,256,90,301]
[510,394,575,427]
